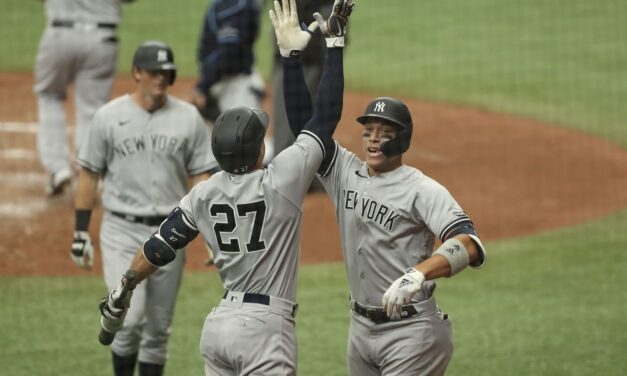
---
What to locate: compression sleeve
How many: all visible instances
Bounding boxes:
[303,47,343,164]
[283,56,313,136]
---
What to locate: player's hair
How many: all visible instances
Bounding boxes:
[212,107,268,174]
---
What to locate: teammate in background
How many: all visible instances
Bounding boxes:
[34,0,135,196]
[190,0,274,164]
[70,41,217,376]
[270,0,335,193]
[284,14,487,376]
[97,1,352,374]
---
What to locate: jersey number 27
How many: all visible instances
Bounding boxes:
[210,201,266,253]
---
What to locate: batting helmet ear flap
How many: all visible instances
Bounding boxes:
[380,124,412,156]
[357,97,413,157]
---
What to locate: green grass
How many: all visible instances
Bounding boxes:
[1,208,627,375]
[2,0,627,145]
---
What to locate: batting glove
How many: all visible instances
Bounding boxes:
[99,284,133,321]
[313,0,355,47]
[70,230,94,271]
[382,268,425,320]
[269,0,319,58]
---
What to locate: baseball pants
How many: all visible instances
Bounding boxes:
[199,291,298,376]
[347,301,453,376]
[34,25,117,174]
[100,212,186,365]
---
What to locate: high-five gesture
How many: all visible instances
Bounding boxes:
[269,0,319,58]
[313,0,355,47]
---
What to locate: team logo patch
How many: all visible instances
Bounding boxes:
[374,101,386,112]
[157,49,168,62]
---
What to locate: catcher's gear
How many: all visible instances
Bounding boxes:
[212,106,269,174]
[132,40,177,85]
[70,230,94,270]
[357,96,413,156]
[269,0,319,58]
[382,268,425,320]
[99,270,136,345]
[313,0,355,47]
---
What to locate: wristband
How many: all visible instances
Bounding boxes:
[75,209,92,231]
[432,237,469,276]
[325,37,345,48]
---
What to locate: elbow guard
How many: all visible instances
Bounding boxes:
[143,235,176,267]
[143,207,199,267]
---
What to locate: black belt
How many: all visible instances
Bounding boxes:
[111,211,167,226]
[352,301,419,324]
[223,291,298,317]
[51,20,117,29]
[223,291,270,305]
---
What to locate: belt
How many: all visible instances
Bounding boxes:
[111,211,167,226]
[222,291,298,317]
[352,301,420,324]
[51,20,117,29]
[223,291,270,305]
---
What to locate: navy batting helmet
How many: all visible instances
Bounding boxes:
[212,107,269,174]
[132,40,177,85]
[356,97,413,156]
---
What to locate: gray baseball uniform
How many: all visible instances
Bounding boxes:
[180,132,323,375]
[319,146,485,375]
[78,94,217,365]
[35,0,126,191]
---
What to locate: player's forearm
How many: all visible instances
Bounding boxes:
[128,247,158,285]
[417,234,479,279]
[283,56,313,135]
[74,168,100,210]
[310,47,344,133]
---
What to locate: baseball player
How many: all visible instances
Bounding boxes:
[70,41,217,376]
[284,19,487,376]
[190,0,274,164]
[34,0,135,196]
[97,1,353,374]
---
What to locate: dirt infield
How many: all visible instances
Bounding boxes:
[2,73,627,276]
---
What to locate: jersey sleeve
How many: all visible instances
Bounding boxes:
[416,178,472,242]
[76,108,109,173]
[268,133,324,205]
[178,187,199,228]
[317,143,355,204]
[186,110,219,175]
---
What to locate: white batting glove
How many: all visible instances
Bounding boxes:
[70,230,94,270]
[99,284,133,335]
[382,268,425,320]
[313,0,355,47]
[269,0,319,58]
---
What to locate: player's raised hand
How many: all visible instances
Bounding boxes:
[70,230,94,270]
[382,268,425,320]
[313,0,355,47]
[269,0,318,58]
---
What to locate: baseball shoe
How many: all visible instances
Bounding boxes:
[46,168,72,196]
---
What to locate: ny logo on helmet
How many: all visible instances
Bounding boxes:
[157,50,168,62]
[374,101,386,112]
